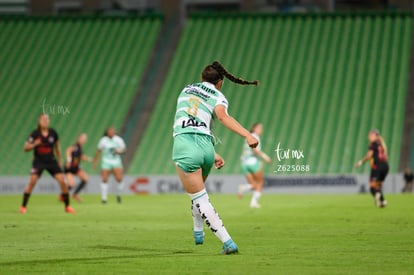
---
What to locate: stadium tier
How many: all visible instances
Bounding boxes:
[0,15,162,175]
[128,13,412,175]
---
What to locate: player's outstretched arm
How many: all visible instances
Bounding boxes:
[55,141,63,167]
[24,138,41,152]
[23,141,34,152]
[66,146,73,168]
[253,148,271,163]
[81,155,92,162]
[93,150,100,169]
[354,150,373,168]
[215,105,258,148]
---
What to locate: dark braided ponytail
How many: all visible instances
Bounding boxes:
[201,61,259,86]
[211,61,259,86]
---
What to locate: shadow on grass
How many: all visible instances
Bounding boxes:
[91,244,195,255]
[1,245,201,266]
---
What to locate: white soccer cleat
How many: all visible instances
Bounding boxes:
[250,202,261,208]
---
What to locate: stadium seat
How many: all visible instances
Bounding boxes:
[0,15,162,174]
[128,13,412,175]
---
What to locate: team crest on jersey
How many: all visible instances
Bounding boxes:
[48,136,55,143]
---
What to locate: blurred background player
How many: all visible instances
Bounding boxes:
[402,167,413,193]
[93,126,126,204]
[21,113,76,214]
[238,123,271,208]
[65,133,92,202]
[355,129,389,208]
[172,61,259,254]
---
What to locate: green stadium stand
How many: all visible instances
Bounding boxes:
[128,13,412,175]
[0,15,162,175]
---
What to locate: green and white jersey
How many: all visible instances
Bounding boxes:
[241,133,261,164]
[173,82,228,137]
[97,135,126,164]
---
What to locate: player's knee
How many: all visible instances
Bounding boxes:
[115,174,123,182]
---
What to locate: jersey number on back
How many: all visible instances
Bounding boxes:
[187,97,200,116]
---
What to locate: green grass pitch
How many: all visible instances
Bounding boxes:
[1,194,413,274]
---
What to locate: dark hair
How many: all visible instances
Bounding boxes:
[103,127,111,137]
[202,61,259,86]
[104,126,116,137]
[250,122,261,133]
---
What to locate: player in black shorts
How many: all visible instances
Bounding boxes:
[355,129,389,208]
[21,113,76,214]
[65,133,91,202]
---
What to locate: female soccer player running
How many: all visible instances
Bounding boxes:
[93,127,126,204]
[65,133,92,202]
[355,129,389,208]
[20,113,76,214]
[172,61,259,255]
[238,123,271,208]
